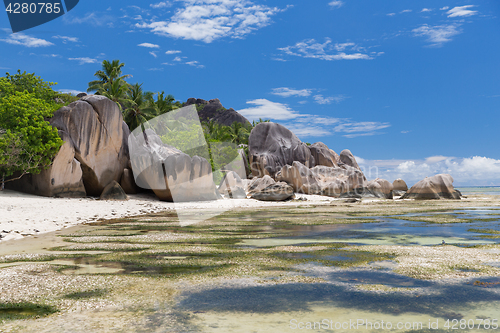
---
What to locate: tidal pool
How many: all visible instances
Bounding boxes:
[2,200,500,332]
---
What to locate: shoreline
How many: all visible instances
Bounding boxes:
[0,189,335,243]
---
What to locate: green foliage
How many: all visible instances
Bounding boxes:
[0,79,63,182]
[158,119,247,183]
[252,118,271,126]
[87,59,131,93]
[54,92,79,105]
[87,60,181,131]
[4,70,57,103]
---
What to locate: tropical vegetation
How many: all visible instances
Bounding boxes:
[0,60,270,188]
[0,71,66,190]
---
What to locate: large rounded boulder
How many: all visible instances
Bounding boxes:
[402,174,461,200]
[7,95,129,197]
[309,142,339,167]
[365,178,394,199]
[276,161,365,197]
[248,122,314,178]
[392,178,408,196]
[128,129,219,202]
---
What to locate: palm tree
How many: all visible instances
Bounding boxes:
[155,91,177,115]
[87,59,131,93]
[122,83,157,131]
[204,120,228,142]
[96,78,131,110]
[224,121,250,145]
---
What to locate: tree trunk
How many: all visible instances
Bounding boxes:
[1,174,4,191]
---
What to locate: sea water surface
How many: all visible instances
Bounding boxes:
[456,186,500,196]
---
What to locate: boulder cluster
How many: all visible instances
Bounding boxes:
[7,96,461,202]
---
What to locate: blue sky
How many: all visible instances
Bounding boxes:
[1,0,499,185]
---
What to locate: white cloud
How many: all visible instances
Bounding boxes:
[151,1,172,9]
[238,99,302,120]
[64,12,115,26]
[59,89,85,95]
[328,1,343,9]
[447,5,478,18]
[29,53,61,58]
[185,60,204,68]
[284,124,331,137]
[400,9,412,14]
[173,56,183,61]
[278,38,375,61]
[313,94,347,104]
[387,13,396,16]
[271,87,312,97]
[333,121,390,137]
[68,57,99,65]
[440,6,449,11]
[138,42,160,48]
[150,51,158,58]
[135,0,284,43]
[358,156,500,186]
[52,35,79,43]
[237,98,390,138]
[0,33,53,47]
[413,24,462,46]
[165,50,181,54]
[421,8,432,12]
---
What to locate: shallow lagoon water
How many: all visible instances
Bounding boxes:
[2,203,500,332]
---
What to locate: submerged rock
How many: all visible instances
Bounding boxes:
[402,174,461,200]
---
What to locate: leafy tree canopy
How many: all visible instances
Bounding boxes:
[0,73,63,188]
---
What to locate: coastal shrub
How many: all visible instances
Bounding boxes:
[4,70,58,103]
[0,79,63,188]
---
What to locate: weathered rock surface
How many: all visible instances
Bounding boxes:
[6,132,86,197]
[309,142,339,167]
[50,95,129,196]
[402,174,461,200]
[120,168,138,194]
[128,129,219,202]
[276,161,365,197]
[185,98,251,127]
[100,180,128,200]
[238,144,251,178]
[392,178,408,196]
[339,149,365,178]
[245,175,276,196]
[218,171,246,199]
[251,182,294,201]
[7,95,128,197]
[249,122,314,178]
[393,178,408,191]
[365,178,394,199]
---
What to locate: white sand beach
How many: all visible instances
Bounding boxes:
[0,190,334,242]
